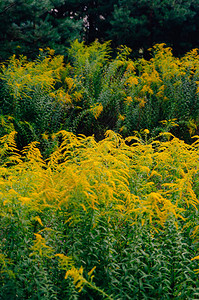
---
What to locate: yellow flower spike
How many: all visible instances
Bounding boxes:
[90,103,103,119]
[139,97,146,108]
[88,266,96,277]
[65,266,86,292]
[119,126,125,132]
[126,76,139,85]
[124,96,133,105]
[29,233,53,258]
[65,77,75,90]
[34,216,44,226]
[191,256,199,261]
[55,253,74,270]
[141,85,153,95]
[126,61,135,72]
[73,91,83,101]
[119,114,125,121]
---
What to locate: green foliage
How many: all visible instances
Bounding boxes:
[109,0,199,56]
[0,0,82,61]
[1,0,199,61]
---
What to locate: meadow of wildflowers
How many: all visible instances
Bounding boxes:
[0,42,199,299]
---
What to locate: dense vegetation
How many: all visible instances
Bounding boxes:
[0,0,199,61]
[0,41,199,155]
[0,130,199,299]
[0,4,199,297]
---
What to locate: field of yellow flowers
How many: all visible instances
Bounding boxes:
[0,129,199,299]
[0,41,199,153]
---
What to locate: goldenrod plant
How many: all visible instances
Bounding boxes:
[0,42,199,298]
[0,42,199,156]
[0,130,198,299]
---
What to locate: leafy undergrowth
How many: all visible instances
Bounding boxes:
[0,130,199,299]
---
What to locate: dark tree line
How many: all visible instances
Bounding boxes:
[0,0,199,61]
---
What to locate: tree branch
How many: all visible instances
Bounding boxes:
[0,3,16,15]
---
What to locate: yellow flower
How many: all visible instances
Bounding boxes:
[91,103,103,119]
[126,61,135,72]
[126,76,139,85]
[124,96,133,105]
[191,256,199,261]
[49,92,56,98]
[65,77,75,90]
[88,266,96,277]
[135,97,146,108]
[143,129,149,134]
[187,119,197,136]
[65,266,85,292]
[119,126,125,132]
[195,81,199,93]
[156,85,165,98]
[73,91,83,101]
[49,49,55,56]
[141,85,153,95]
[64,93,72,104]
[119,114,125,121]
[42,132,48,141]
